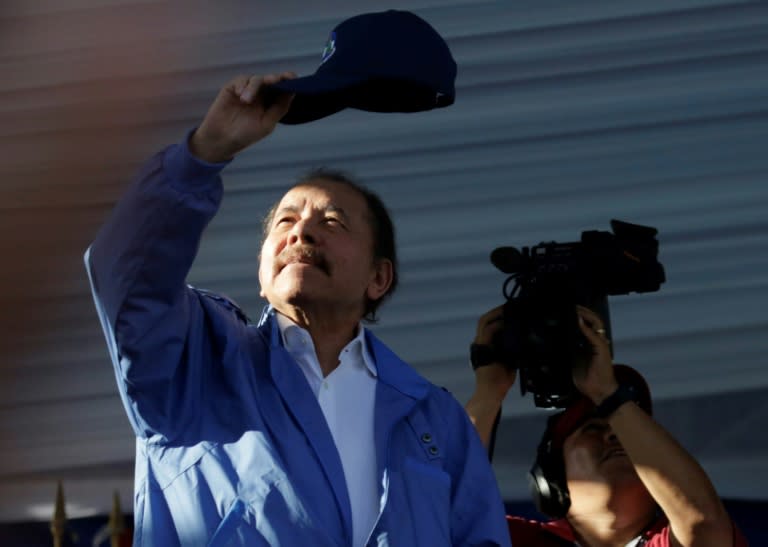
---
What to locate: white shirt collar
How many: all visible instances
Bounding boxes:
[275,312,377,379]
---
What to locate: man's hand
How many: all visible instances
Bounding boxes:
[472,305,517,400]
[465,305,517,448]
[572,304,736,546]
[190,72,296,163]
[572,305,618,405]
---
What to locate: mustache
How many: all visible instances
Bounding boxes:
[278,246,331,275]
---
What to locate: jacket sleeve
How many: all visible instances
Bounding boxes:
[442,392,513,547]
[85,135,232,442]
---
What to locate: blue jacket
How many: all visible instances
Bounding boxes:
[85,140,512,547]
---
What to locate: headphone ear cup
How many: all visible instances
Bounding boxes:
[528,437,571,518]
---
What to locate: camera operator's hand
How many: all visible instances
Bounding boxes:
[465,305,516,449]
[572,305,619,405]
[472,305,517,396]
[570,306,737,546]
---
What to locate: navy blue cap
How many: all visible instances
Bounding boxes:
[271,10,457,124]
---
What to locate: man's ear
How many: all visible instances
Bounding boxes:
[366,258,393,301]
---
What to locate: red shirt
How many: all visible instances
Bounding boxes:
[507,514,749,546]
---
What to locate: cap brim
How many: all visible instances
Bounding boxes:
[271,73,367,125]
[271,75,455,125]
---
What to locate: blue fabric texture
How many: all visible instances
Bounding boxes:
[85,138,512,546]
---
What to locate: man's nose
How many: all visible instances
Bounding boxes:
[288,218,316,245]
[604,427,618,444]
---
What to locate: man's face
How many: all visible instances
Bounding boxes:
[561,416,656,522]
[562,417,639,492]
[258,179,392,321]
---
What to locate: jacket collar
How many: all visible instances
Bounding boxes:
[258,305,429,401]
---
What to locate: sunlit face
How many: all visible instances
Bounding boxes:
[258,179,392,321]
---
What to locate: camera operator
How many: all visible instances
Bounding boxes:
[465,304,748,546]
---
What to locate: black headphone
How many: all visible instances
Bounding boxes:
[528,412,571,519]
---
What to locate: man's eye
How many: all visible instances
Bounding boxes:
[276,217,293,225]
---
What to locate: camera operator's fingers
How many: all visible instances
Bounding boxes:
[474,305,505,345]
[576,305,603,332]
[576,306,618,403]
[577,307,611,356]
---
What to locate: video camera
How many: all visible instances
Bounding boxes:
[489,219,666,408]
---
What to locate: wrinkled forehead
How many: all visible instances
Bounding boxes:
[279,179,369,215]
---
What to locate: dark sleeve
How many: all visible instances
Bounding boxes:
[85,135,233,441]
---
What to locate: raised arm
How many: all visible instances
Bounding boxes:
[85,73,295,439]
[464,305,517,450]
[88,72,295,323]
[574,306,737,547]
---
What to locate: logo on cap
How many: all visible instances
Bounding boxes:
[320,31,337,65]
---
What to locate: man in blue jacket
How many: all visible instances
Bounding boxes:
[85,71,511,547]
